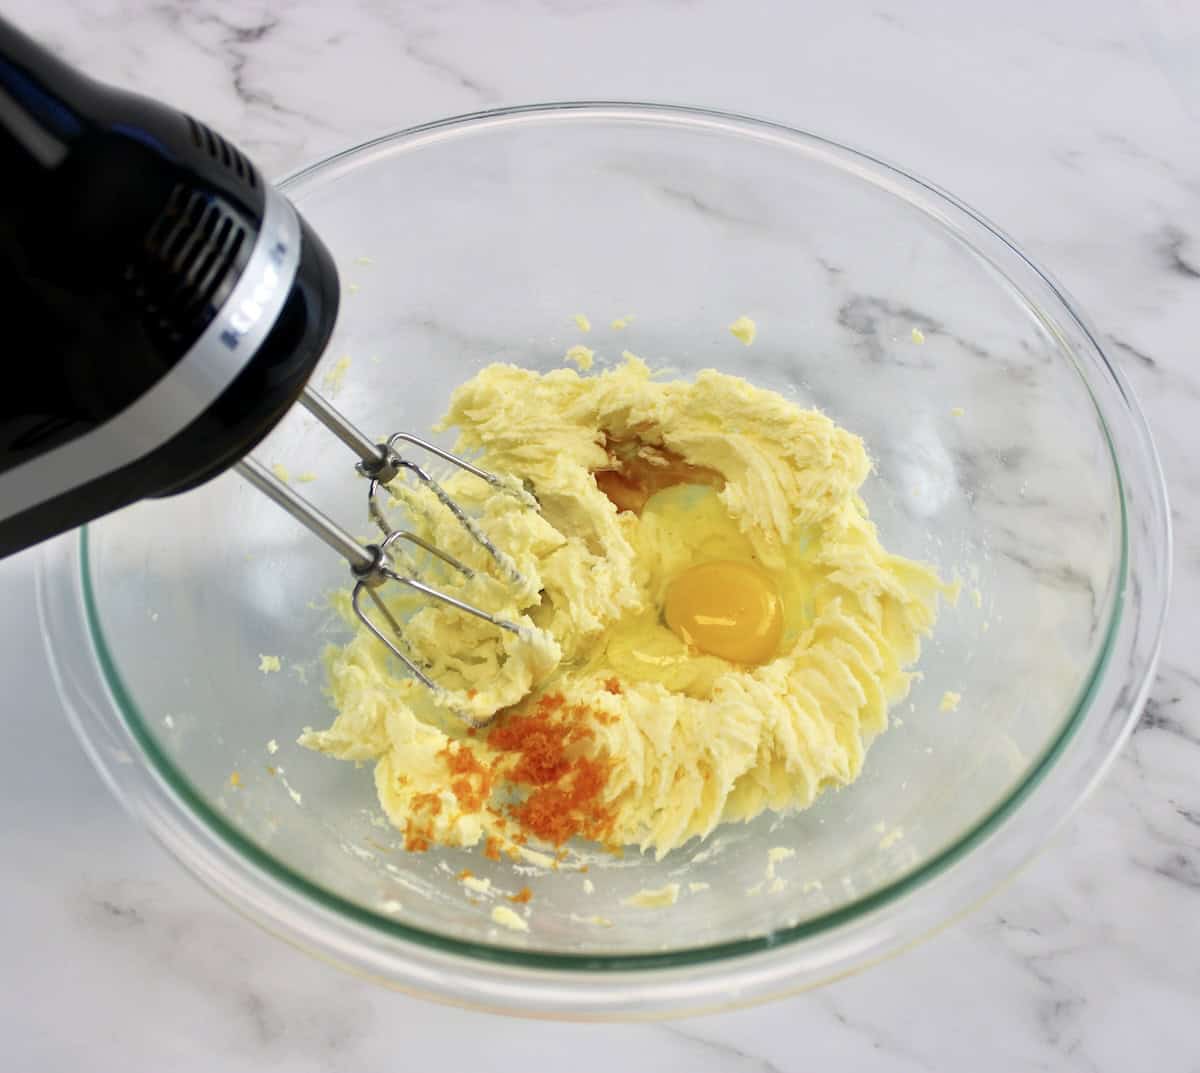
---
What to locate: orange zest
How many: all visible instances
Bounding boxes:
[404,819,431,852]
[440,743,493,813]
[410,693,618,857]
[403,789,445,851]
[487,692,615,846]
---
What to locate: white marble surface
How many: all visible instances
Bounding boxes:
[2,0,1198,1068]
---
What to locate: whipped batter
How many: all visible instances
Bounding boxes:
[302,355,952,858]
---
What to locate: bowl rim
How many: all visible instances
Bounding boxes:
[43,101,1172,1015]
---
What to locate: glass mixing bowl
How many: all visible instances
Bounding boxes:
[39,103,1170,1017]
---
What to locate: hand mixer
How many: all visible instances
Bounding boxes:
[0,16,538,714]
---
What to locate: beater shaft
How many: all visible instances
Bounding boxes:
[235,456,376,576]
[297,386,398,481]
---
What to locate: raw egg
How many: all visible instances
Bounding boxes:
[663,560,783,665]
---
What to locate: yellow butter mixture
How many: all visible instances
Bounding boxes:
[301,355,952,858]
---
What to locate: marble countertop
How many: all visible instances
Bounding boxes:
[3,0,1198,1068]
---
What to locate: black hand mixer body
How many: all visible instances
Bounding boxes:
[0,16,339,557]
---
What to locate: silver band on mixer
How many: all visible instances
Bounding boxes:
[0,186,302,519]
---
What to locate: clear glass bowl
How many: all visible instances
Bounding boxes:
[39,103,1170,1017]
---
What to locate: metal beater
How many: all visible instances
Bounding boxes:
[235,386,542,720]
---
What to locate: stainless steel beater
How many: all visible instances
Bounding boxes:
[235,386,540,710]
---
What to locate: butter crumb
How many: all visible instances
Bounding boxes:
[270,462,290,483]
[490,905,528,932]
[768,877,787,894]
[296,471,318,484]
[971,587,983,609]
[940,691,962,712]
[354,256,373,266]
[766,846,795,879]
[322,355,351,395]
[879,826,905,850]
[266,739,278,755]
[163,714,175,729]
[688,881,710,894]
[517,846,556,869]
[462,875,492,895]
[229,771,242,788]
[574,313,591,332]
[258,654,281,674]
[950,406,965,417]
[622,882,680,908]
[911,327,926,344]
[569,913,613,927]
[582,878,595,894]
[610,315,633,330]
[347,283,360,294]
[729,315,757,345]
[565,344,594,371]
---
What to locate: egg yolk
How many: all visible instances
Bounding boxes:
[663,560,783,665]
